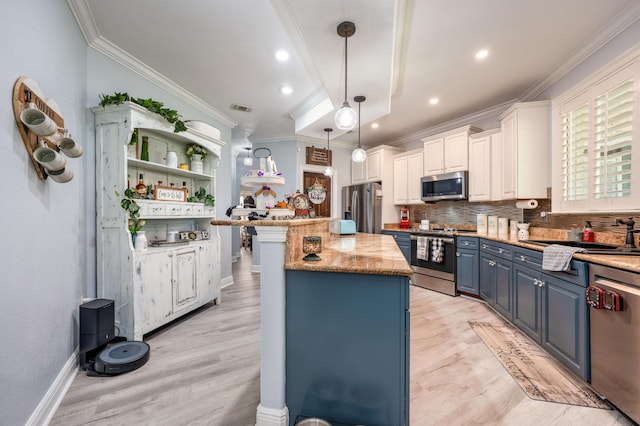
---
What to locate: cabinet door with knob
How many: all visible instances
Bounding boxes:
[456,237,479,295]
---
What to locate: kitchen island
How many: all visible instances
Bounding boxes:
[211,218,411,426]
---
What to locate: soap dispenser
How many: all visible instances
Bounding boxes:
[582,221,595,242]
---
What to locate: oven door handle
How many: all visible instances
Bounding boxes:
[410,235,455,244]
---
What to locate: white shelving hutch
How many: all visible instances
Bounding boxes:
[93,102,224,340]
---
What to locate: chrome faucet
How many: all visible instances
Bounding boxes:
[613,217,640,248]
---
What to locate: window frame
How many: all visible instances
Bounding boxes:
[551,45,640,213]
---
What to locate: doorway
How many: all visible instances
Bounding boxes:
[303,172,331,217]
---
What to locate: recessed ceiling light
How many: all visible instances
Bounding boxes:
[275,50,290,61]
[371,123,379,129]
[475,49,489,60]
[281,86,293,95]
[429,97,439,105]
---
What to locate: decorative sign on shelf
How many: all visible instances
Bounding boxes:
[306,146,332,166]
[154,185,188,202]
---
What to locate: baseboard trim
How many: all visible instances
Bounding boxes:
[26,348,79,426]
[256,404,289,426]
[221,274,234,289]
[251,265,261,274]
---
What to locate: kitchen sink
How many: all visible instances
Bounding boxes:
[526,239,640,255]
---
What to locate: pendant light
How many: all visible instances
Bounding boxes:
[352,95,367,162]
[323,127,334,176]
[334,21,357,131]
[243,147,253,166]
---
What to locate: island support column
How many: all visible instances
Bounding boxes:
[254,226,289,426]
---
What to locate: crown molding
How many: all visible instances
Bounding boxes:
[67,0,237,129]
[386,99,516,147]
[520,1,640,101]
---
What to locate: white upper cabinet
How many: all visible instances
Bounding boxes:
[351,145,402,184]
[468,129,502,202]
[499,101,549,200]
[422,125,481,174]
[393,149,424,205]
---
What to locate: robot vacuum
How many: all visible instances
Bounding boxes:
[88,341,150,376]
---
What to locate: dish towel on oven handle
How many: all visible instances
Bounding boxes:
[417,236,429,261]
[431,238,444,263]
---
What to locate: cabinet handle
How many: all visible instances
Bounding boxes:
[462,241,469,246]
[456,252,460,257]
[489,260,496,267]
[520,255,526,261]
[538,280,545,288]
[482,244,488,249]
[533,278,539,286]
[499,248,503,253]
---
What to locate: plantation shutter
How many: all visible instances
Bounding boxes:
[593,79,634,199]
[561,102,589,201]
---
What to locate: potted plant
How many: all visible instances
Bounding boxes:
[186,144,207,173]
[185,144,208,160]
[188,187,215,206]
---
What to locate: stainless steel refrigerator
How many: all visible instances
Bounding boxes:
[342,182,382,233]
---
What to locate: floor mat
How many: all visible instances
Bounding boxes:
[469,320,610,409]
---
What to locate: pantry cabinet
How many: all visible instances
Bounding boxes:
[468,129,502,201]
[499,101,549,200]
[393,149,424,204]
[93,102,224,340]
[422,125,481,174]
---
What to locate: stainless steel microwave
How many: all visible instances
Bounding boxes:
[421,171,468,202]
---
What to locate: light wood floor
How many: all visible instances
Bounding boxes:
[51,252,633,425]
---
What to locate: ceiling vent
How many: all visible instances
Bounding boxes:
[230,103,253,113]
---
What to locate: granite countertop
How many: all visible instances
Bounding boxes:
[462,232,640,274]
[383,223,640,273]
[211,217,333,227]
[285,233,413,277]
[212,218,412,276]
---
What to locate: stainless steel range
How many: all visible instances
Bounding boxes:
[410,228,459,296]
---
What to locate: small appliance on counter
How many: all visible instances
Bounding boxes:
[400,208,410,229]
[331,219,356,235]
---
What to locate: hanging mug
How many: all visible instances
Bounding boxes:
[20,103,58,136]
[57,131,83,158]
[33,142,66,172]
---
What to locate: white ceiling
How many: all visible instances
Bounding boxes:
[70,0,640,150]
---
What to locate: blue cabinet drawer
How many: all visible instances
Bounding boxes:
[479,239,513,260]
[513,246,542,269]
[457,236,478,249]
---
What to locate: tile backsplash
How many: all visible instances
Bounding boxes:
[409,188,640,243]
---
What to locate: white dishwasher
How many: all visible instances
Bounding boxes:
[588,263,640,423]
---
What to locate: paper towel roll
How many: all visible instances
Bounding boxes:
[515,199,538,209]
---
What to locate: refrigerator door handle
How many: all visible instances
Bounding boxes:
[352,190,359,231]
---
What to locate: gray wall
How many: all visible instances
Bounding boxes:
[0,1,88,424]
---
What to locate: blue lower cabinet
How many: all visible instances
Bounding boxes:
[541,273,589,381]
[479,239,513,320]
[381,230,411,264]
[285,270,409,426]
[456,237,479,295]
[512,252,589,381]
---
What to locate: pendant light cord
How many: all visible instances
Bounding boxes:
[344,34,348,104]
[357,100,361,149]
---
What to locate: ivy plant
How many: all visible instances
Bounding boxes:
[188,187,215,206]
[99,92,187,145]
[117,188,145,235]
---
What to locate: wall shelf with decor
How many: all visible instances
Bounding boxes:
[92,101,224,340]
